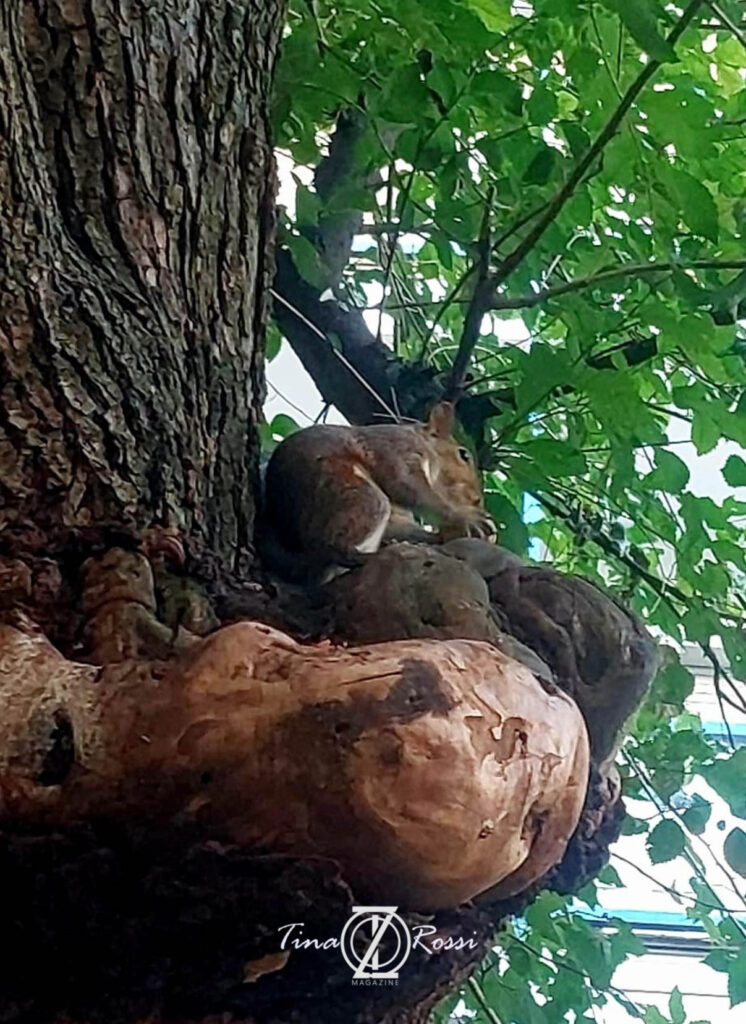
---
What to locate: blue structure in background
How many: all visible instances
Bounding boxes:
[573,716,746,937]
[522,492,544,559]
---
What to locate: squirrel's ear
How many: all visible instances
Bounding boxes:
[426,401,455,438]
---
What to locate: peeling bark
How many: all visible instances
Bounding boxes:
[0,617,589,910]
[0,0,285,571]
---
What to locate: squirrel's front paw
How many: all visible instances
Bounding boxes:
[439,511,496,544]
[468,512,497,542]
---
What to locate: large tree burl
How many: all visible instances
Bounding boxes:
[0,612,588,911]
[334,539,658,764]
[325,539,659,899]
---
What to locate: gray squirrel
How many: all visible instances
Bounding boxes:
[260,403,494,581]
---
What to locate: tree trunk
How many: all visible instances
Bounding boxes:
[0,0,284,571]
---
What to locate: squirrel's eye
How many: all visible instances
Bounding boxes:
[458,447,471,462]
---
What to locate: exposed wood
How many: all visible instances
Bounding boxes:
[0,614,589,911]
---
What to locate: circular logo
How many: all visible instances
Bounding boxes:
[340,906,412,979]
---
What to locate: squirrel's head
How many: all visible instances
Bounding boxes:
[423,402,484,511]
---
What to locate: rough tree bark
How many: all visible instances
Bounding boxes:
[0,0,283,571]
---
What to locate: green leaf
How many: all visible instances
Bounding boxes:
[704,749,746,819]
[564,122,591,160]
[652,657,695,706]
[515,346,575,414]
[465,0,513,34]
[269,413,300,440]
[523,147,556,185]
[704,949,732,973]
[506,944,533,977]
[522,438,587,477]
[646,819,686,864]
[565,925,614,988]
[380,66,432,123]
[295,185,321,228]
[723,455,746,487]
[643,1005,670,1024]
[576,880,599,907]
[696,561,731,599]
[722,628,746,684]
[723,827,746,878]
[527,84,558,125]
[485,491,530,555]
[647,450,690,493]
[430,990,461,1023]
[583,372,659,441]
[669,987,685,1024]
[622,814,650,836]
[598,864,623,887]
[682,795,711,836]
[728,951,746,1007]
[691,412,721,455]
[288,234,326,290]
[666,169,719,244]
[265,322,283,363]
[472,69,523,116]
[426,60,460,109]
[599,0,678,63]
[608,919,646,960]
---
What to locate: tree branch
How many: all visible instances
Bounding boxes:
[272,241,669,446]
[447,187,495,396]
[311,107,371,291]
[441,0,705,391]
[366,258,746,317]
[705,1,746,49]
[490,1,704,294]
[490,259,746,311]
[467,977,505,1024]
[272,249,444,424]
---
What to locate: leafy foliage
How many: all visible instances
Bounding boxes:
[271,0,746,1019]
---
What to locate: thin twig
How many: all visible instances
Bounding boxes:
[701,641,746,715]
[270,288,399,421]
[375,65,480,344]
[492,200,550,252]
[266,381,315,424]
[419,264,478,361]
[705,1,746,49]
[490,258,746,311]
[706,647,736,749]
[506,935,648,1017]
[611,851,742,912]
[467,977,504,1024]
[535,490,746,714]
[625,749,746,919]
[447,187,495,395]
[376,158,400,344]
